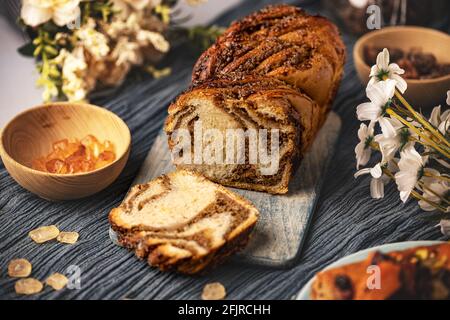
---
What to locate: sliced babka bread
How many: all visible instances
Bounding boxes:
[165,76,320,194]
[109,169,259,274]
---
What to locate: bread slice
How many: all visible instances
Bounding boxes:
[109,169,259,274]
[165,76,319,194]
[311,243,450,300]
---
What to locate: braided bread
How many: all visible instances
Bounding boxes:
[165,5,345,194]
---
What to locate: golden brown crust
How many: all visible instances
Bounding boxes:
[165,5,345,194]
[109,169,259,274]
[311,243,450,300]
[192,4,346,108]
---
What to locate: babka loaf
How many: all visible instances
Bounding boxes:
[165,76,319,194]
[109,169,259,274]
[192,4,346,110]
[164,5,345,194]
[311,243,450,300]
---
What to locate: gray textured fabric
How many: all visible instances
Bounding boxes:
[0,0,447,300]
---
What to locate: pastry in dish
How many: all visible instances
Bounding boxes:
[311,243,450,300]
[109,169,259,274]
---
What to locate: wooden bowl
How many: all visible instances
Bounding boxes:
[0,102,131,201]
[353,26,450,108]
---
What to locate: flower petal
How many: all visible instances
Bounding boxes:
[357,102,380,121]
[399,190,411,203]
[439,220,450,236]
[370,163,383,178]
[388,63,405,75]
[382,79,397,101]
[53,5,81,26]
[376,48,389,70]
[391,74,407,94]
[354,168,371,178]
[355,143,371,169]
[370,177,384,199]
[379,117,397,138]
[21,3,52,27]
[369,65,379,78]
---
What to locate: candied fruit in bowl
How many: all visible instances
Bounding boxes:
[31,135,116,174]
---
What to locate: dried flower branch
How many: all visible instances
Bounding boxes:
[355,48,450,235]
[18,0,219,102]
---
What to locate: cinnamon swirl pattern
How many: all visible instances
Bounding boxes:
[109,170,259,274]
[165,5,346,194]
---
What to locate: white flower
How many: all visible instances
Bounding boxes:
[447,90,450,106]
[56,48,88,101]
[375,117,413,163]
[395,146,424,202]
[75,19,110,59]
[354,163,388,199]
[369,48,407,94]
[439,220,450,236]
[357,79,396,122]
[429,105,450,135]
[112,37,142,66]
[111,0,161,17]
[355,121,375,168]
[21,0,81,27]
[418,174,449,211]
[136,30,170,53]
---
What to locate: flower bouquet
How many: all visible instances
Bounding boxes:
[355,48,450,235]
[18,0,221,102]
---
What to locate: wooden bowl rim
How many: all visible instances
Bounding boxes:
[353,25,450,84]
[0,102,131,178]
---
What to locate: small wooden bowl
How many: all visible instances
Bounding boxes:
[354,26,450,108]
[0,102,131,201]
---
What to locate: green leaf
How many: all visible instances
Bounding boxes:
[17,42,35,57]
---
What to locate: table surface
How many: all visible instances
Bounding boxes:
[0,0,448,300]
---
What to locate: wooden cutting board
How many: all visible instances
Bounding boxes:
[110,112,341,268]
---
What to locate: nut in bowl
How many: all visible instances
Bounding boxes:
[0,102,131,201]
[353,26,450,108]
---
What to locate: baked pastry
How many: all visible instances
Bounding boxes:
[165,5,345,194]
[165,76,319,194]
[311,243,450,300]
[109,169,259,274]
[192,4,346,110]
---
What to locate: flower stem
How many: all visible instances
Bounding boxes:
[394,90,450,149]
[423,172,450,183]
[382,168,447,212]
[386,108,450,159]
[418,181,450,205]
[411,189,447,212]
